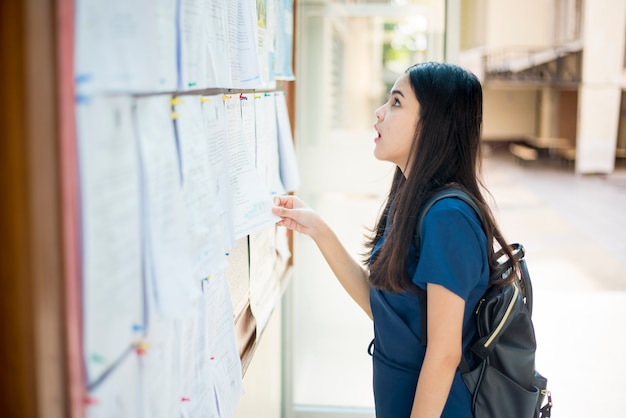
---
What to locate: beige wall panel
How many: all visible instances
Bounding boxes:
[486,0,551,48]
[482,89,537,140]
[558,90,578,143]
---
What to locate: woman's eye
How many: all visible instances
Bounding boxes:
[392,98,400,107]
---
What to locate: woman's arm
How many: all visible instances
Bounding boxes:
[410,283,465,418]
[272,196,372,319]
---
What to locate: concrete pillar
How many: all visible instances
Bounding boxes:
[539,87,559,138]
[577,86,622,173]
[445,0,461,63]
[576,0,626,174]
[344,18,376,130]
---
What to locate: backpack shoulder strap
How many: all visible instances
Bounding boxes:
[414,187,484,346]
[414,188,484,257]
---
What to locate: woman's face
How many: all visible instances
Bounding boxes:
[373,74,420,175]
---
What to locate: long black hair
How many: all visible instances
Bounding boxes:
[365,62,516,293]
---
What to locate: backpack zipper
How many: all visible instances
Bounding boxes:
[483,284,520,348]
[475,298,485,314]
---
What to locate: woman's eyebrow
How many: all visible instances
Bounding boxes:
[389,89,405,98]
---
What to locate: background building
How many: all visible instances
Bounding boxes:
[455,0,626,174]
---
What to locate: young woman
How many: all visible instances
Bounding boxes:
[272,62,517,418]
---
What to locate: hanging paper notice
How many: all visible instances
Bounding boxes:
[275,93,300,192]
[75,0,177,94]
[223,96,280,239]
[135,95,199,319]
[77,95,143,385]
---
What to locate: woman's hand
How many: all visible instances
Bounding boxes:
[272,195,321,237]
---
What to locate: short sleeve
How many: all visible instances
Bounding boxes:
[412,199,487,301]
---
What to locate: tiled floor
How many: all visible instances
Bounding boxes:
[291,148,626,417]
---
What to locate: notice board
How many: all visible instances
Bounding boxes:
[71,0,298,416]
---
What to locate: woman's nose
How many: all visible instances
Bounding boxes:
[375,105,384,120]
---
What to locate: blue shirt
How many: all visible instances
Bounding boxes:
[369,198,489,418]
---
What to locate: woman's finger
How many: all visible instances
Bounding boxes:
[272,195,286,207]
[273,195,305,210]
[271,205,288,217]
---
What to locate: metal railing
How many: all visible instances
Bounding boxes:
[483,40,583,85]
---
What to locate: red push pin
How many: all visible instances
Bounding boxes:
[84,396,99,406]
[181,397,191,402]
[135,341,149,356]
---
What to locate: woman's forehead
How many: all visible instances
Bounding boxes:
[390,74,410,92]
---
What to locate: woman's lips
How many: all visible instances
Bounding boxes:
[374,126,381,142]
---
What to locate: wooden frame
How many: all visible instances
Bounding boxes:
[0,0,75,417]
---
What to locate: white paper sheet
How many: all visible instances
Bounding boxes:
[75,0,177,94]
[179,0,208,91]
[240,96,256,162]
[224,96,280,239]
[77,95,143,384]
[227,0,262,88]
[274,0,295,79]
[204,270,244,417]
[87,351,141,418]
[178,284,220,418]
[224,237,251,322]
[254,94,285,195]
[206,0,233,88]
[174,95,226,279]
[150,0,179,91]
[256,0,277,88]
[275,93,301,192]
[275,223,292,275]
[135,95,199,319]
[203,95,236,252]
[249,227,280,334]
[140,317,182,418]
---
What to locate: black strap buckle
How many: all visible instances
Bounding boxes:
[540,391,552,417]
